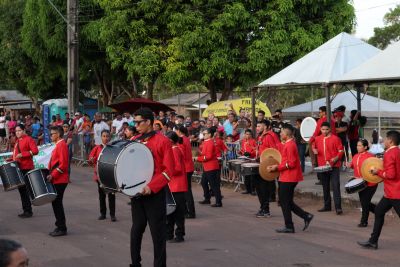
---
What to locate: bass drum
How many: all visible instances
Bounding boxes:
[300,117,317,142]
[97,140,154,197]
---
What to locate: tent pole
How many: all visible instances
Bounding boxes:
[251,87,256,136]
[311,87,314,116]
[378,86,381,138]
[356,86,362,112]
[198,91,201,119]
[325,86,331,123]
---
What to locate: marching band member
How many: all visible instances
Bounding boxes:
[240,129,257,195]
[268,124,313,233]
[124,126,137,140]
[175,125,196,219]
[130,108,175,267]
[197,128,222,207]
[254,120,281,218]
[12,124,39,218]
[166,131,188,243]
[314,122,344,215]
[358,130,400,250]
[346,139,377,227]
[88,129,116,222]
[47,126,69,237]
[309,106,337,144]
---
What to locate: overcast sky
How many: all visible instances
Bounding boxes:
[353,0,400,39]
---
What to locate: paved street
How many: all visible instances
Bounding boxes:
[1,165,400,267]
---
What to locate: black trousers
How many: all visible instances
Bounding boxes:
[349,139,358,157]
[254,174,273,212]
[369,197,400,243]
[130,189,166,267]
[201,169,222,205]
[97,181,115,216]
[358,185,377,224]
[52,183,68,231]
[18,170,32,213]
[184,172,196,216]
[279,182,309,229]
[320,167,342,210]
[167,192,186,239]
[244,175,256,193]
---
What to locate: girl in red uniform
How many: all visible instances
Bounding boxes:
[47,126,69,237]
[197,128,222,207]
[165,131,188,242]
[346,139,377,227]
[89,129,116,222]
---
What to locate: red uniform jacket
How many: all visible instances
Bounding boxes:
[13,134,39,170]
[214,137,227,158]
[350,151,376,187]
[178,135,194,173]
[240,138,257,158]
[48,139,69,184]
[197,139,219,171]
[377,146,400,199]
[278,139,303,182]
[134,132,175,194]
[314,134,344,168]
[169,146,188,192]
[89,144,104,181]
[257,130,282,156]
[309,116,337,144]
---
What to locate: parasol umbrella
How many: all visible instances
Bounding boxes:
[202,98,271,118]
[108,98,175,113]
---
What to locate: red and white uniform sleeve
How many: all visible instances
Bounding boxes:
[48,140,69,184]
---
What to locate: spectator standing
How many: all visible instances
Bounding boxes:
[158,111,167,125]
[257,110,266,123]
[83,124,92,157]
[0,112,6,145]
[348,110,361,156]
[63,124,73,175]
[6,116,17,136]
[63,112,73,125]
[223,113,235,136]
[73,112,84,134]
[334,108,349,165]
[31,117,43,144]
[54,114,64,126]
[111,114,124,138]
[92,112,110,146]
[123,112,134,126]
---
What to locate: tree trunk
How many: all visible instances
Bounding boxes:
[208,80,217,103]
[146,82,154,100]
[220,79,233,100]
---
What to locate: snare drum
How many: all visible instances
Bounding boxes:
[0,161,25,191]
[241,163,260,176]
[345,177,367,194]
[97,140,154,197]
[25,169,57,206]
[314,165,332,173]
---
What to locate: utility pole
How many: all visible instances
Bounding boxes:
[67,0,79,114]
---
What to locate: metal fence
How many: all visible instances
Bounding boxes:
[71,133,91,166]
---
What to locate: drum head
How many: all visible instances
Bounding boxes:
[31,193,57,206]
[115,142,154,197]
[300,117,317,142]
[241,163,260,168]
[345,178,365,187]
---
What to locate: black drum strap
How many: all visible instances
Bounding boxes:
[134,131,157,143]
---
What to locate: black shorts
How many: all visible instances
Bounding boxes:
[0,129,6,137]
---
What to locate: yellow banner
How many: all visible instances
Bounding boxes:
[202,98,271,118]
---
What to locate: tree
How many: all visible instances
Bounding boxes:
[369,5,400,49]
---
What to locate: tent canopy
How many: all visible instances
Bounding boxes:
[202,98,271,118]
[283,90,400,118]
[333,41,400,83]
[258,32,381,87]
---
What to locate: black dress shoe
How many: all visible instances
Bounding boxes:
[357,240,378,250]
[185,214,196,219]
[318,207,332,212]
[198,199,211,205]
[111,216,117,222]
[98,215,106,220]
[336,209,343,215]
[168,237,184,243]
[358,222,368,228]
[49,229,67,237]
[241,191,250,194]
[18,212,33,218]
[303,214,314,231]
[276,227,295,233]
[211,203,222,207]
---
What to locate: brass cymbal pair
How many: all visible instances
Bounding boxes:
[259,148,282,181]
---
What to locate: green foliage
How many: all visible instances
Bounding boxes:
[369,5,400,49]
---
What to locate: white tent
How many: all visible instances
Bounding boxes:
[258,32,381,87]
[333,41,400,83]
[283,90,400,118]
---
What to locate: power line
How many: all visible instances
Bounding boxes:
[355,2,400,12]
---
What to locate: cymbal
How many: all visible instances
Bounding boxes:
[260,148,282,163]
[361,157,383,183]
[259,157,279,181]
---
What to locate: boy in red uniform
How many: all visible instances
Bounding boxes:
[268,124,313,233]
[130,108,175,267]
[89,129,116,222]
[197,128,222,207]
[358,130,400,250]
[175,125,196,219]
[313,122,344,215]
[12,124,39,218]
[255,120,281,218]
[240,129,257,195]
[47,126,69,237]
[309,106,337,144]
[166,131,188,243]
